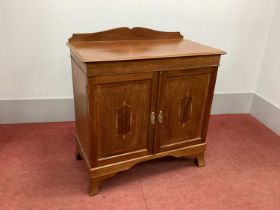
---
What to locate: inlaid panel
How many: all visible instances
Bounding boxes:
[117,103,132,138]
[92,73,156,164]
[156,68,212,152]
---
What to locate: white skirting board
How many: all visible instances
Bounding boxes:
[250,94,280,136]
[0,93,279,136]
[0,98,74,124]
[211,93,254,114]
[0,93,253,123]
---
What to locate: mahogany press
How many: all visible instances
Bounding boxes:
[67,27,225,195]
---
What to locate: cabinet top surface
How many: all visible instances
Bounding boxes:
[67,27,225,63]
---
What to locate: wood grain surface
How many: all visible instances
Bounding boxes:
[69,27,224,195]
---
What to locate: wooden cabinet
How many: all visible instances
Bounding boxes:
[67,27,225,195]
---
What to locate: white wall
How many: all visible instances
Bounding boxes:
[0,0,275,100]
[255,0,280,107]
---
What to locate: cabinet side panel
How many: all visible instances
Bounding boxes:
[71,59,90,160]
[201,68,218,141]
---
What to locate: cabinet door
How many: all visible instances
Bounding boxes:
[89,72,158,166]
[155,67,217,152]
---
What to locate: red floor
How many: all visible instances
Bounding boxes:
[0,114,280,210]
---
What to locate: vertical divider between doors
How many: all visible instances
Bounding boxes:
[149,71,159,154]
[153,71,166,153]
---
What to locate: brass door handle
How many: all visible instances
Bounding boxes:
[158,110,163,123]
[150,112,156,124]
